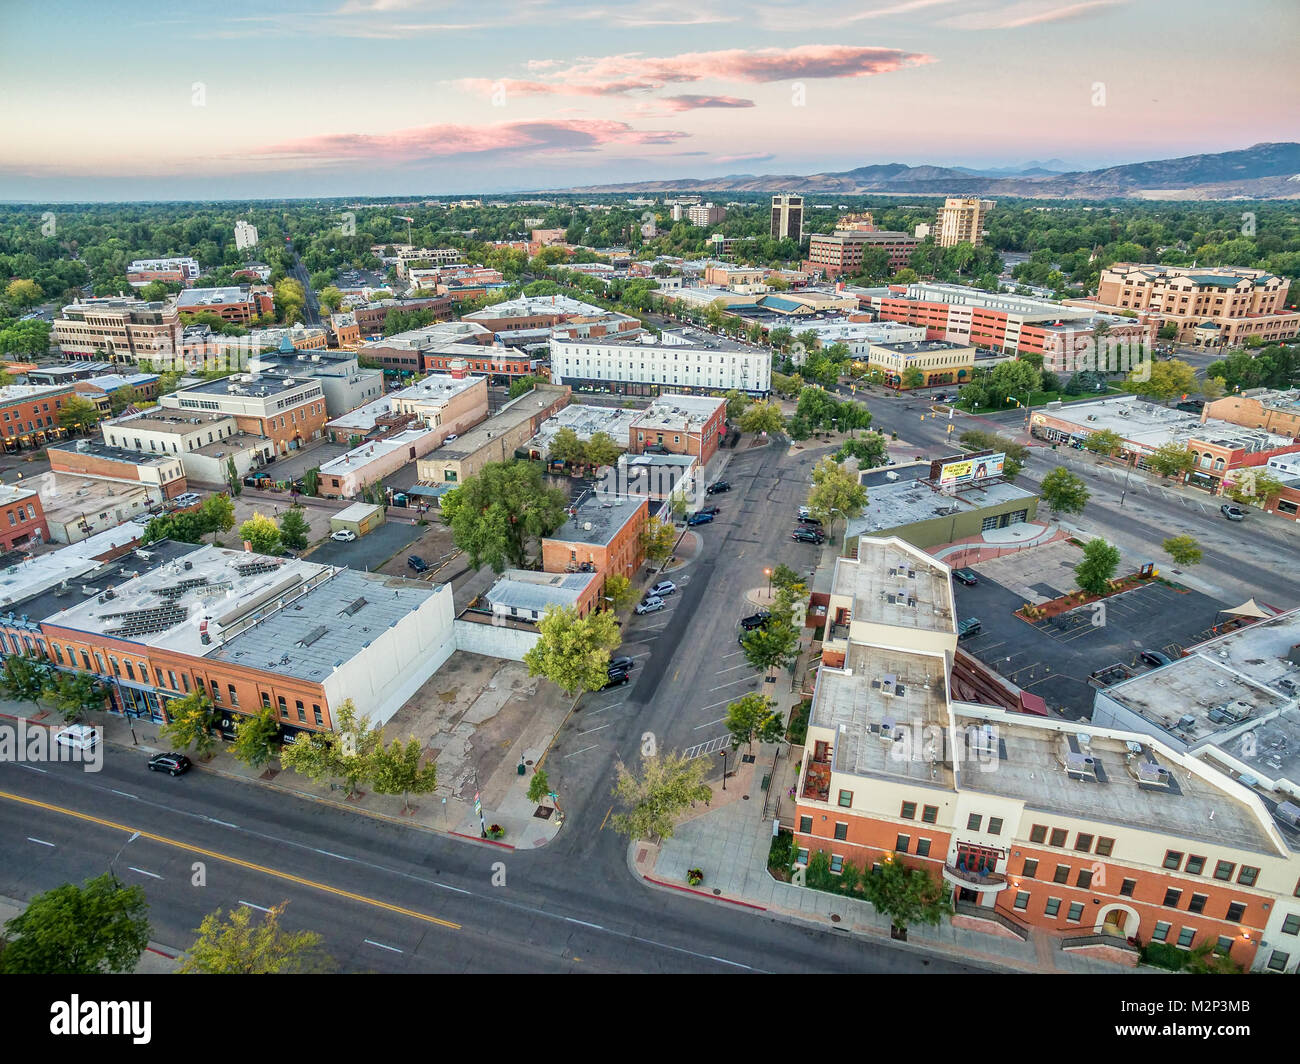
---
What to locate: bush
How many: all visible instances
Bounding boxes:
[1140,941,1188,971]
[686,868,703,886]
[768,829,795,873]
[786,699,811,746]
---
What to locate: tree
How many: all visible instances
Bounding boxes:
[199,493,235,535]
[0,654,48,712]
[441,460,569,573]
[239,513,282,555]
[303,466,321,497]
[957,429,1029,481]
[1200,376,1226,400]
[1074,537,1121,595]
[371,736,439,813]
[57,395,103,434]
[1146,441,1195,480]
[741,610,801,675]
[835,433,887,468]
[227,455,242,496]
[584,431,622,470]
[724,389,751,421]
[1162,535,1203,567]
[42,671,106,723]
[108,386,136,416]
[609,751,712,842]
[1223,468,1285,509]
[1125,359,1196,400]
[547,426,586,468]
[861,855,948,938]
[526,768,551,805]
[602,573,637,612]
[724,693,785,752]
[1082,429,1122,456]
[232,708,282,769]
[900,367,925,390]
[318,285,344,313]
[640,517,676,567]
[160,690,219,756]
[738,401,785,436]
[179,901,332,974]
[5,279,45,308]
[770,564,805,597]
[806,457,868,535]
[508,374,545,399]
[0,873,150,975]
[1038,466,1090,516]
[278,507,310,551]
[668,489,689,520]
[1157,322,1178,341]
[523,604,623,695]
[893,267,919,284]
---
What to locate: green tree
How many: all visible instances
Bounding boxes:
[770,563,805,598]
[199,493,235,536]
[230,707,282,769]
[57,395,103,434]
[738,400,786,436]
[602,573,638,612]
[547,426,586,468]
[861,855,948,938]
[806,457,868,535]
[900,367,925,390]
[668,489,689,520]
[441,460,569,573]
[1157,322,1178,341]
[610,752,712,842]
[179,901,332,974]
[1162,535,1203,567]
[835,432,887,468]
[584,431,622,470]
[238,512,282,555]
[1038,466,1090,516]
[160,690,219,756]
[303,466,321,496]
[1201,376,1226,400]
[5,279,44,308]
[0,873,150,975]
[724,693,785,752]
[1074,537,1121,595]
[1082,429,1122,456]
[1125,359,1196,400]
[42,671,107,723]
[317,285,344,313]
[1146,442,1195,480]
[1223,468,1285,508]
[526,768,551,805]
[957,429,1029,481]
[108,386,136,416]
[0,654,48,712]
[523,604,623,695]
[508,375,545,399]
[640,517,676,567]
[278,507,310,551]
[371,736,439,814]
[227,456,242,496]
[741,609,801,675]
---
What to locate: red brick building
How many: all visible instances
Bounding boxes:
[176,285,274,324]
[627,394,727,466]
[0,384,73,451]
[0,484,49,549]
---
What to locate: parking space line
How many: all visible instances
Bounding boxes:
[585,701,626,716]
[579,722,613,736]
[562,745,598,759]
[710,675,759,692]
[694,716,727,730]
[694,696,746,714]
[716,663,749,673]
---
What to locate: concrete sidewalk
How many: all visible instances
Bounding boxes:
[631,740,1135,975]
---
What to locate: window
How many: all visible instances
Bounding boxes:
[1152,921,1171,942]
[922,805,938,824]
[1163,888,1182,907]
[965,813,983,831]
[1223,901,1247,923]
[916,839,931,858]
[830,855,844,874]
[1074,833,1094,853]
[1053,864,1071,884]
[838,790,852,807]
[896,835,910,854]
[181,673,190,692]
[987,817,1003,836]
[1281,913,1300,936]
[228,684,239,707]
[833,822,848,841]
[1176,927,1196,949]
[1238,866,1259,887]
[261,692,272,709]
[1267,950,1290,972]
[1066,902,1084,922]
[277,695,287,717]
[1188,893,1207,915]
[296,702,306,723]
[1163,850,1183,870]
[1030,824,1047,844]
[53,645,64,664]
[1184,855,1205,876]
[1076,869,1093,889]
[1120,878,1137,898]
[1213,860,1235,882]
[1045,898,1061,917]
[799,815,813,833]
[1049,828,1067,848]
[900,801,916,820]
[1014,891,1030,911]
[1023,859,1039,879]
[795,849,808,866]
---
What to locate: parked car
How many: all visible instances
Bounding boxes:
[953,567,979,587]
[330,528,358,542]
[739,611,770,631]
[686,511,715,526]
[957,617,983,641]
[797,515,823,528]
[54,724,98,751]
[172,492,202,508]
[649,580,677,597]
[791,528,825,544]
[798,505,812,518]
[635,596,665,615]
[608,656,636,673]
[445,433,458,442]
[1220,504,1246,522]
[602,671,631,690]
[407,555,429,573]
[706,480,731,495]
[1140,650,1173,668]
[147,752,192,777]
[696,504,721,517]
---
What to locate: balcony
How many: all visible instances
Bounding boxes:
[942,862,1008,892]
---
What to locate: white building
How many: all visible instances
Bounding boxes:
[234,220,259,251]
[795,320,927,360]
[550,329,771,397]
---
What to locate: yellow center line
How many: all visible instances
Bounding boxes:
[0,789,460,932]
[599,804,613,831]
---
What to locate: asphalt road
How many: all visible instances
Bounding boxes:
[286,242,322,328]
[0,750,987,974]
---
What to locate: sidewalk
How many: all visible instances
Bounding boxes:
[929,520,1072,567]
[631,740,1136,974]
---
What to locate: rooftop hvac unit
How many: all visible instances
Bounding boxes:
[1275,802,1300,830]
[1136,761,1170,785]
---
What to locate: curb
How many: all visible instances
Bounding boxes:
[642,875,767,910]
[449,831,516,851]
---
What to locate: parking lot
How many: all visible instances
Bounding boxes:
[954,554,1230,719]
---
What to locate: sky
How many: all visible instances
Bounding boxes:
[1,0,1297,201]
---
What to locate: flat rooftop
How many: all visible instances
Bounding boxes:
[831,542,955,633]
[320,427,438,474]
[847,477,1037,537]
[177,287,255,308]
[0,483,40,505]
[631,394,726,432]
[327,395,392,431]
[190,431,267,458]
[484,569,595,614]
[465,294,606,319]
[551,327,756,353]
[0,521,150,609]
[79,373,157,391]
[0,383,70,401]
[1041,396,1293,452]
[425,389,564,460]
[957,712,1279,854]
[529,404,639,455]
[110,409,233,433]
[546,494,644,548]
[365,320,491,351]
[387,372,482,406]
[175,374,323,400]
[873,339,973,355]
[48,440,178,467]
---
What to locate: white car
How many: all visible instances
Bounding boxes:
[330,529,357,542]
[54,724,99,751]
[635,596,665,615]
[445,433,458,442]
[649,580,677,597]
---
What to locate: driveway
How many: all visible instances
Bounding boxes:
[305,518,426,569]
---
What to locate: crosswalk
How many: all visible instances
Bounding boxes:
[683,733,732,760]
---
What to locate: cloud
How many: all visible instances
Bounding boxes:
[248,119,688,166]
[658,94,757,111]
[712,152,777,165]
[939,0,1130,29]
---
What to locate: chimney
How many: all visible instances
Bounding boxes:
[448,358,467,379]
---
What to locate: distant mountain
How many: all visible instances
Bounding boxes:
[561,143,1300,200]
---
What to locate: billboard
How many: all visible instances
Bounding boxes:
[938,452,1005,487]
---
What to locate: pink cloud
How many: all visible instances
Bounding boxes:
[659,94,757,110]
[249,119,687,165]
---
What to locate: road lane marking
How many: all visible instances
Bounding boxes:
[565,917,605,930]
[561,745,598,759]
[128,867,162,879]
[0,790,461,932]
[599,804,613,831]
[111,790,138,800]
[314,849,351,861]
[238,900,273,912]
[206,818,237,828]
[26,836,54,847]
[18,765,47,774]
[364,938,403,954]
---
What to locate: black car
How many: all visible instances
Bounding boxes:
[953,567,979,587]
[697,504,721,517]
[407,555,429,573]
[706,480,731,495]
[797,515,823,528]
[792,528,825,544]
[740,611,771,631]
[147,753,192,777]
[602,671,631,690]
[608,655,636,673]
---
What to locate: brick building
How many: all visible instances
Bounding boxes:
[53,297,182,365]
[541,492,648,600]
[176,285,275,325]
[0,384,74,451]
[806,229,919,278]
[627,394,727,466]
[0,484,49,549]
[46,439,187,499]
[158,373,327,456]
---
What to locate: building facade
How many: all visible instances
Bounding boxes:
[126,257,201,288]
[550,330,771,397]
[806,229,919,278]
[771,195,804,242]
[627,394,727,466]
[0,484,49,549]
[935,198,994,248]
[159,374,327,455]
[0,384,74,452]
[176,285,274,325]
[53,298,182,365]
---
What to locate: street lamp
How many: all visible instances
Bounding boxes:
[764,567,773,599]
[719,748,728,790]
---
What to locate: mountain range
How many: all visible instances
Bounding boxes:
[561,143,1300,200]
